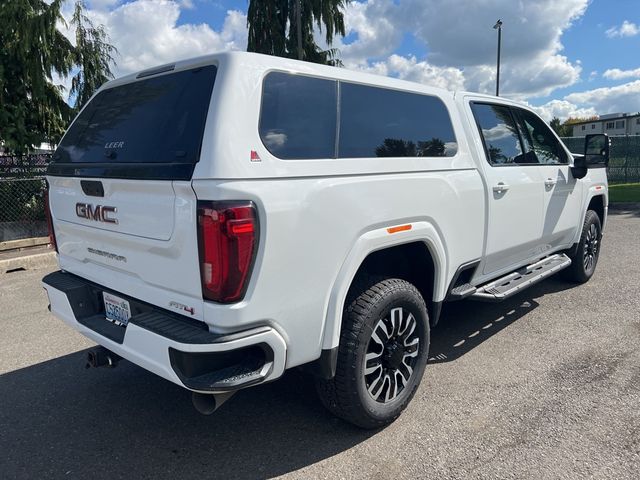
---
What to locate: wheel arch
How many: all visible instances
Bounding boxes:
[321,222,448,353]
[567,190,607,256]
[587,194,605,228]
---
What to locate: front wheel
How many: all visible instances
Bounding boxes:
[315,277,430,429]
[565,210,602,283]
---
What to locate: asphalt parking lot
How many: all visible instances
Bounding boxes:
[1,208,639,480]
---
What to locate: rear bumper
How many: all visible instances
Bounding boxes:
[42,271,287,393]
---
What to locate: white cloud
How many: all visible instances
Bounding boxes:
[316,1,464,91]
[483,123,516,141]
[89,0,246,77]
[484,52,581,99]
[605,20,640,38]
[532,79,640,122]
[564,80,640,113]
[530,100,596,122]
[603,67,640,80]
[405,0,587,66]
[403,0,587,98]
[369,54,466,91]
[263,132,287,149]
[49,0,640,131]
[68,0,592,106]
[327,0,587,99]
[330,0,402,67]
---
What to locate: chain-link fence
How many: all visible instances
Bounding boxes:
[0,154,51,243]
[562,135,640,184]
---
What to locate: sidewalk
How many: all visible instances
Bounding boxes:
[0,244,56,274]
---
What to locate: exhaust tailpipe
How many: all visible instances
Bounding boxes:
[191,391,236,415]
[86,346,121,369]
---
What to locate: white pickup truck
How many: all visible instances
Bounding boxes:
[42,52,609,428]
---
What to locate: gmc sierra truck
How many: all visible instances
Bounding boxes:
[42,52,609,428]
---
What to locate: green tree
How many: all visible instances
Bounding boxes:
[375,138,417,157]
[70,1,117,110]
[417,137,446,157]
[0,0,116,154]
[550,117,563,135]
[247,0,348,66]
[549,117,573,137]
[374,138,448,157]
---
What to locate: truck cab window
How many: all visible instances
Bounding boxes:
[516,109,568,165]
[471,103,536,166]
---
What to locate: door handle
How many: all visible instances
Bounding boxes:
[545,177,557,188]
[493,182,510,193]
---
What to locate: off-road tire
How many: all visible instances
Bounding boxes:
[316,277,430,429]
[565,210,602,283]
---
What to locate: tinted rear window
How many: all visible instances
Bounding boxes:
[259,72,458,160]
[53,66,216,169]
[259,72,337,159]
[339,83,458,158]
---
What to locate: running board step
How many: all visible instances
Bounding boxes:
[471,254,572,302]
[448,283,477,300]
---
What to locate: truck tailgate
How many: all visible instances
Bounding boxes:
[49,178,205,320]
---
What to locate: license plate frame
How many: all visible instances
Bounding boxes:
[103,292,131,327]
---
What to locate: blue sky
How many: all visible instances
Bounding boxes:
[73,0,640,120]
[540,0,640,98]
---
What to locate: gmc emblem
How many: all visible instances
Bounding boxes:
[76,203,118,224]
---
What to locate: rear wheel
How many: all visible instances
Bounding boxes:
[316,277,430,429]
[565,210,602,283]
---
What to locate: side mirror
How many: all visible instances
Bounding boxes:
[572,134,609,179]
[584,134,609,167]
[571,154,587,179]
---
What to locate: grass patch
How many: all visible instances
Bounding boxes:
[609,183,640,203]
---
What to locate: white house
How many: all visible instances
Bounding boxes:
[572,112,640,137]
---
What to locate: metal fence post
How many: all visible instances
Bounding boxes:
[625,135,628,183]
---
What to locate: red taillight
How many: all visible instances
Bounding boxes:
[44,184,58,252]
[197,201,258,303]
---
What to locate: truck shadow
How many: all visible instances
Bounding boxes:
[429,277,574,364]
[0,277,576,479]
[0,355,372,479]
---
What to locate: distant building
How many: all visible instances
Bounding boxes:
[571,112,640,137]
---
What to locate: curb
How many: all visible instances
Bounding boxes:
[0,251,57,274]
[0,236,49,253]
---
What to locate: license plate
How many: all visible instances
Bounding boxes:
[103,292,131,326]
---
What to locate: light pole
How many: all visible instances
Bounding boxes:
[493,19,502,96]
[296,0,303,60]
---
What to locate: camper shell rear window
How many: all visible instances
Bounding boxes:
[49,65,217,180]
